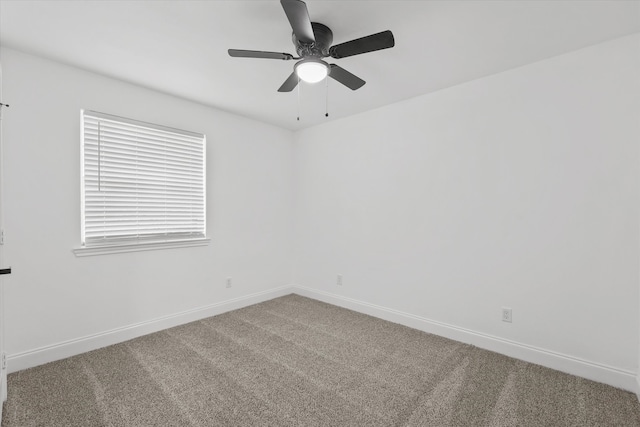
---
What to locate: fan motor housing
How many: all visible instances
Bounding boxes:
[293,22,333,58]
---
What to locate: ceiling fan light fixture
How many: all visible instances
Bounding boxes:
[295,58,328,83]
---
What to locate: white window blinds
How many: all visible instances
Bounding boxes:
[81,110,206,247]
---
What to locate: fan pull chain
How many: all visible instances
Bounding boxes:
[325,76,329,118]
[296,76,301,121]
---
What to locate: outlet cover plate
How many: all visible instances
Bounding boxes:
[502,307,512,323]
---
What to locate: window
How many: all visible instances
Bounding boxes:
[75,110,207,256]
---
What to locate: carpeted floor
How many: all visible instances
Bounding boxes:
[2,294,640,426]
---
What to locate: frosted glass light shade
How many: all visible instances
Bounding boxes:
[295,59,328,83]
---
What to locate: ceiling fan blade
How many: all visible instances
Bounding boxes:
[329,64,365,90]
[228,49,294,60]
[280,0,315,44]
[278,72,299,92]
[329,30,395,59]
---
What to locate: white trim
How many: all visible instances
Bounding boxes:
[1,361,5,402]
[0,62,6,426]
[202,133,207,239]
[73,238,210,257]
[636,375,640,402]
[7,285,292,373]
[291,285,638,393]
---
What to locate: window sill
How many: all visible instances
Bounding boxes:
[73,238,210,257]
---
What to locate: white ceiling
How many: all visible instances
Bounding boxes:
[1,1,638,130]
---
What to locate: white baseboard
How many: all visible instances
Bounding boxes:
[1,365,5,401]
[292,285,638,394]
[7,285,294,374]
[7,284,638,395]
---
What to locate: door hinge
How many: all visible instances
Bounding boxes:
[0,229,4,245]
[1,353,6,370]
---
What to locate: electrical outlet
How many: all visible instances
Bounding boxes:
[502,307,512,323]
[226,277,232,288]
[337,274,343,286]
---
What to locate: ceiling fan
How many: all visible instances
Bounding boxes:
[228,0,395,92]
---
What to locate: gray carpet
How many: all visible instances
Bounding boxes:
[2,294,640,426]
